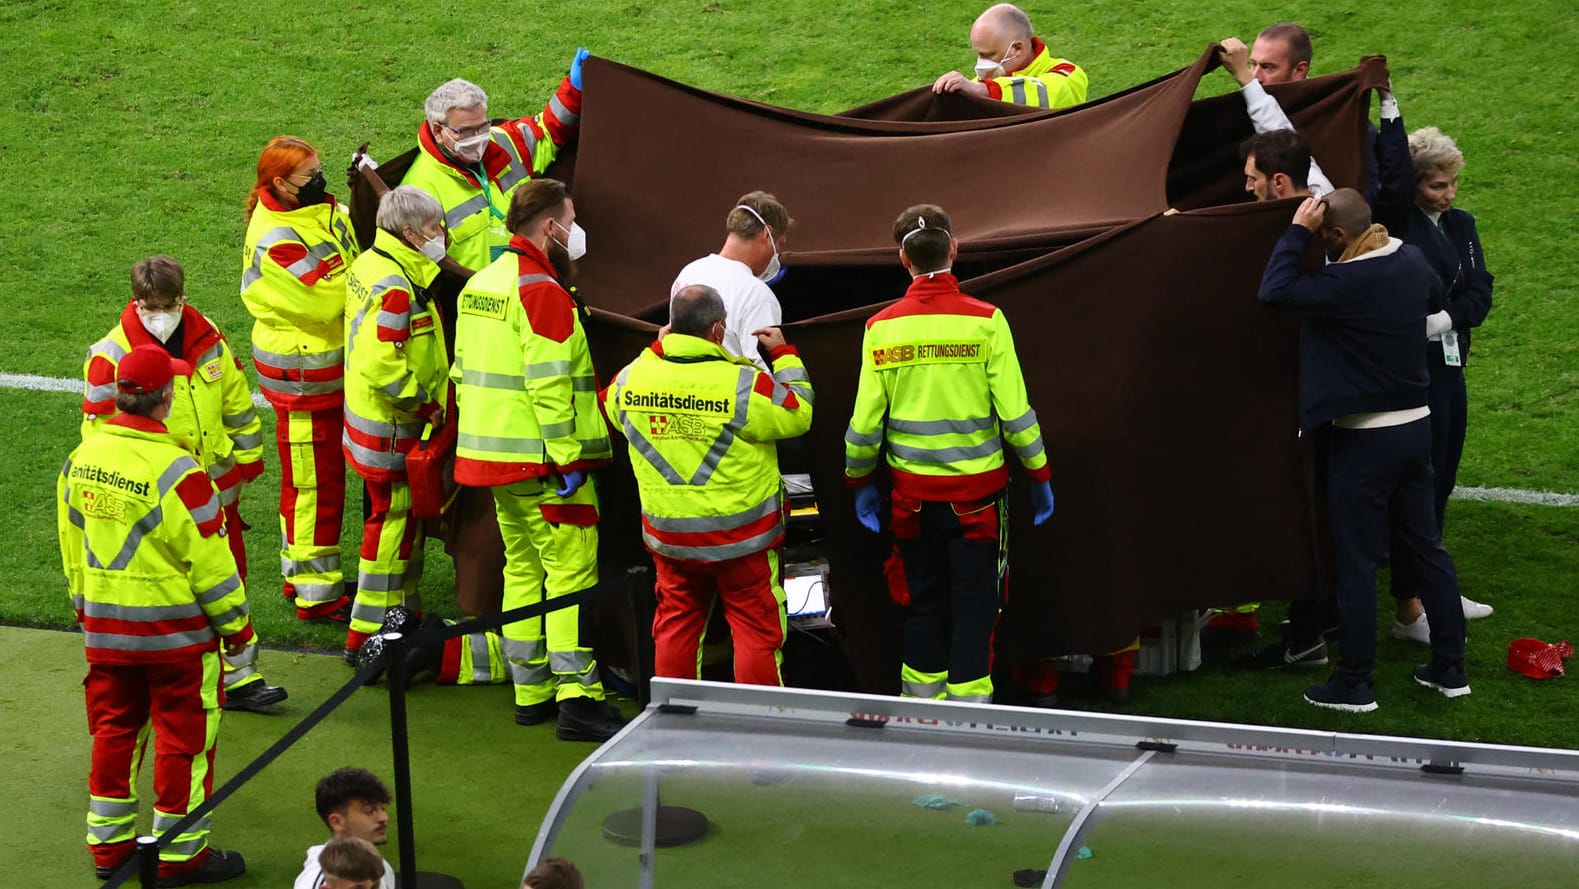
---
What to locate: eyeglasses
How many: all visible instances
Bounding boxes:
[439,121,491,140]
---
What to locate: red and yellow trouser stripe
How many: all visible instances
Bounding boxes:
[275,407,348,618]
[347,478,424,651]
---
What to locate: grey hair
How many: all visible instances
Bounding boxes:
[376,185,445,234]
[981,3,1034,41]
[670,285,727,337]
[424,78,488,126]
[1408,126,1465,178]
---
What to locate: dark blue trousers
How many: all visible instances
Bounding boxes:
[1390,361,1468,600]
[1327,418,1466,686]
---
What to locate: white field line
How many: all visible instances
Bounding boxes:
[4,371,1576,507]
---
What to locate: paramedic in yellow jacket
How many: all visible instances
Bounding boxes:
[844,204,1055,703]
[400,49,590,274]
[82,255,285,714]
[606,285,813,687]
[241,135,360,622]
[450,178,623,743]
[932,4,1087,109]
[342,186,452,662]
[61,344,253,885]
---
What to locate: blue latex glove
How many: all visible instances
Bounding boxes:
[854,486,881,533]
[555,469,586,497]
[570,47,591,90]
[1029,481,1055,526]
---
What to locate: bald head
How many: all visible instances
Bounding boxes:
[670,284,726,338]
[970,4,1036,75]
[974,4,1033,41]
[1321,188,1371,238]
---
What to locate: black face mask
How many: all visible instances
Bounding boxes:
[294,171,328,206]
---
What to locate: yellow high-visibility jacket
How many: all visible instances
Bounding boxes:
[607,333,813,562]
[977,38,1087,110]
[845,272,1050,502]
[451,236,611,487]
[400,76,581,273]
[240,191,359,411]
[343,230,449,482]
[82,304,263,504]
[59,414,254,665]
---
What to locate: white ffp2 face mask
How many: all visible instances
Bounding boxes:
[553,220,588,260]
[453,132,490,162]
[418,233,447,262]
[139,310,179,343]
[974,45,1016,80]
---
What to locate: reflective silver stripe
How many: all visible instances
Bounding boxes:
[774,366,810,385]
[208,455,238,479]
[845,455,879,472]
[458,432,545,454]
[377,308,410,331]
[845,427,883,447]
[1002,409,1039,435]
[643,523,782,562]
[159,834,209,858]
[1031,80,1050,107]
[72,593,85,611]
[107,501,165,572]
[580,437,612,459]
[469,634,494,683]
[281,238,343,281]
[289,580,341,605]
[518,273,556,287]
[213,484,240,508]
[185,486,221,531]
[460,368,525,390]
[343,432,404,471]
[89,797,137,817]
[252,344,345,371]
[622,418,686,484]
[195,343,225,367]
[85,381,117,403]
[948,691,992,703]
[223,406,259,429]
[84,628,215,652]
[195,573,242,606]
[524,360,571,379]
[242,226,298,291]
[1010,80,1027,105]
[444,192,490,230]
[357,571,404,593]
[549,650,594,675]
[493,130,531,192]
[889,416,997,436]
[379,379,406,398]
[88,338,129,362]
[688,368,753,487]
[501,637,546,662]
[153,811,212,834]
[548,94,578,127]
[643,494,780,533]
[87,821,134,843]
[351,601,391,627]
[902,679,946,698]
[223,662,258,687]
[257,375,342,396]
[888,439,1003,464]
[1013,436,1047,461]
[281,555,338,576]
[571,374,597,391]
[230,431,264,451]
[346,406,424,440]
[540,420,574,438]
[82,600,203,623]
[508,661,552,688]
[206,603,249,628]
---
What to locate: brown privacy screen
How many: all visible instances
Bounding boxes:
[349,49,1389,693]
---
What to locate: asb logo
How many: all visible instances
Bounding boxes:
[649,415,670,436]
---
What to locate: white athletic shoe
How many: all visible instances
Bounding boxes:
[1392,615,1431,644]
[1461,595,1494,620]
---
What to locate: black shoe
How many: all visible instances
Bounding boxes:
[222,681,287,712]
[1303,675,1378,713]
[1413,663,1472,698]
[556,697,626,742]
[515,699,559,726]
[96,861,129,880]
[342,646,361,668]
[157,848,246,886]
[1231,640,1329,671]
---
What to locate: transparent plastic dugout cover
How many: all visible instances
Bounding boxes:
[528,680,1579,889]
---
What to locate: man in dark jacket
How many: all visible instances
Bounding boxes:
[1258,188,1470,712]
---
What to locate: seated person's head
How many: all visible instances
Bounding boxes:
[315,767,392,845]
[1240,130,1312,201]
[670,285,727,341]
[523,857,585,889]
[892,204,956,276]
[1251,22,1312,84]
[318,836,384,889]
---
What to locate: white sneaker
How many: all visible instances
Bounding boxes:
[1461,595,1493,620]
[1392,615,1431,644]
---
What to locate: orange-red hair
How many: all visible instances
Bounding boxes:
[246,135,318,218]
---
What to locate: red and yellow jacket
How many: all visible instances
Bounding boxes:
[977,38,1087,110]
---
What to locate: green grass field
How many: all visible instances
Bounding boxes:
[2,2,1577,886]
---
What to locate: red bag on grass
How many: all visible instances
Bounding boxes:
[1506,638,1573,679]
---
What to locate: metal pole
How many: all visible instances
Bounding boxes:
[135,835,159,888]
[384,631,419,886]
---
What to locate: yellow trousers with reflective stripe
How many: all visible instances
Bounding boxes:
[492,479,604,707]
[276,407,347,615]
[348,478,424,648]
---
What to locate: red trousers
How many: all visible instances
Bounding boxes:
[276,407,348,618]
[85,653,222,876]
[652,549,786,687]
[223,499,246,580]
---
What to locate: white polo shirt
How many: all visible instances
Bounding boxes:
[671,254,782,369]
[293,842,396,889]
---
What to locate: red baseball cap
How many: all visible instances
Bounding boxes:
[116,344,175,394]
[1506,638,1573,680]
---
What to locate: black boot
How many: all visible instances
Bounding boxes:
[221,681,288,713]
[157,848,246,886]
[556,698,626,742]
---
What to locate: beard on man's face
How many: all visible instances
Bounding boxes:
[546,238,576,284]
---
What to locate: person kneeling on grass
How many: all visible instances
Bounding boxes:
[294,768,395,889]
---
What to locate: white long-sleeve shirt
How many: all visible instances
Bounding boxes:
[1239,80,1335,197]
